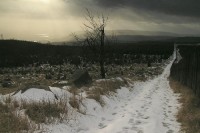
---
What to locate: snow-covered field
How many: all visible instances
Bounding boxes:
[1,57,181,133]
[31,59,180,133]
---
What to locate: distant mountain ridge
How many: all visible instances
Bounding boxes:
[106,30,199,43]
[110,35,174,43]
[53,30,200,45]
[107,30,182,36]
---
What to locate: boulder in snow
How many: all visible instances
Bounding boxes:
[71,69,92,87]
[1,78,14,88]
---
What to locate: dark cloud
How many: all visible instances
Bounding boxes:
[93,0,200,18]
[64,0,200,35]
[66,0,200,24]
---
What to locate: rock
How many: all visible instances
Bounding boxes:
[1,78,14,88]
[72,69,92,86]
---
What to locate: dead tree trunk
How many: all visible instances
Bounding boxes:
[74,9,108,79]
[100,28,105,78]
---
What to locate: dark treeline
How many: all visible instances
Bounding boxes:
[172,37,200,44]
[171,45,200,97]
[0,40,82,67]
[0,39,174,67]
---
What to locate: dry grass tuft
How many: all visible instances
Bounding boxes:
[69,97,80,110]
[0,77,129,132]
[0,100,30,132]
[95,78,128,94]
[0,94,68,132]
[170,78,200,133]
[24,100,68,124]
[68,86,81,110]
[0,87,18,95]
[86,87,105,106]
[86,78,129,106]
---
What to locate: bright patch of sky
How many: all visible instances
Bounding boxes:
[0,0,200,42]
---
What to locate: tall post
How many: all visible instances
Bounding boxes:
[100,27,105,78]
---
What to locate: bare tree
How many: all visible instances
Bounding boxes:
[74,9,108,79]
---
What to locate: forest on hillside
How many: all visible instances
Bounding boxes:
[0,39,174,67]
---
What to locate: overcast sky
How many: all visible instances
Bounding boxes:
[0,0,200,42]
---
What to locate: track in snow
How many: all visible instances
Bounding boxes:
[45,59,181,133]
[92,60,181,133]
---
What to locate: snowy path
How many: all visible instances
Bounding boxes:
[45,60,181,133]
[92,60,181,133]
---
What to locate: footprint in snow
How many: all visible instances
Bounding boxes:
[168,111,172,113]
[131,126,138,131]
[129,112,135,116]
[135,120,142,125]
[76,127,89,132]
[112,112,117,115]
[137,112,143,117]
[128,118,134,124]
[138,130,144,133]
[123,126,130,130]
[167,129,174,133]
[130,126,143,133]
[114,106,118,109]
[101,117,106,121]
[142,116,149,119]
[98,123,107,129]
[162,122,170,128]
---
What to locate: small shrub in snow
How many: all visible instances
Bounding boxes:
[68,87,82,110]
[86,87,105,106]
[25,100,67,124]
[0,100,30,132]
[86,78,129,106]
[69,97,80,110]
[96,78,128,94]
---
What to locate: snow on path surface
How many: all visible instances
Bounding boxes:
[93,60,181,133]
[44,59,181,133]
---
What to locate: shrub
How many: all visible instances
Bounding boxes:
[86,78,128,106]
[0,101,30,132]
[69,97,80,110]
[86,87,105,106]
[25,100,67,123]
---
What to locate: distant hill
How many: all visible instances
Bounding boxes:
[107,30,200,43]
[109,30,181,36]
[52,36,200,45]
[52,30,200,45]
[170,37,200,44]
[113,35,174,43]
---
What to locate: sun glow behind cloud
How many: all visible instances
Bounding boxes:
[39,0,50,4]
[0,0,200,42]
[0,0,84,42]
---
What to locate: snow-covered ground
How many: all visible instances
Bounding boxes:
[36,59,181,133]
[1,57,181,133]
